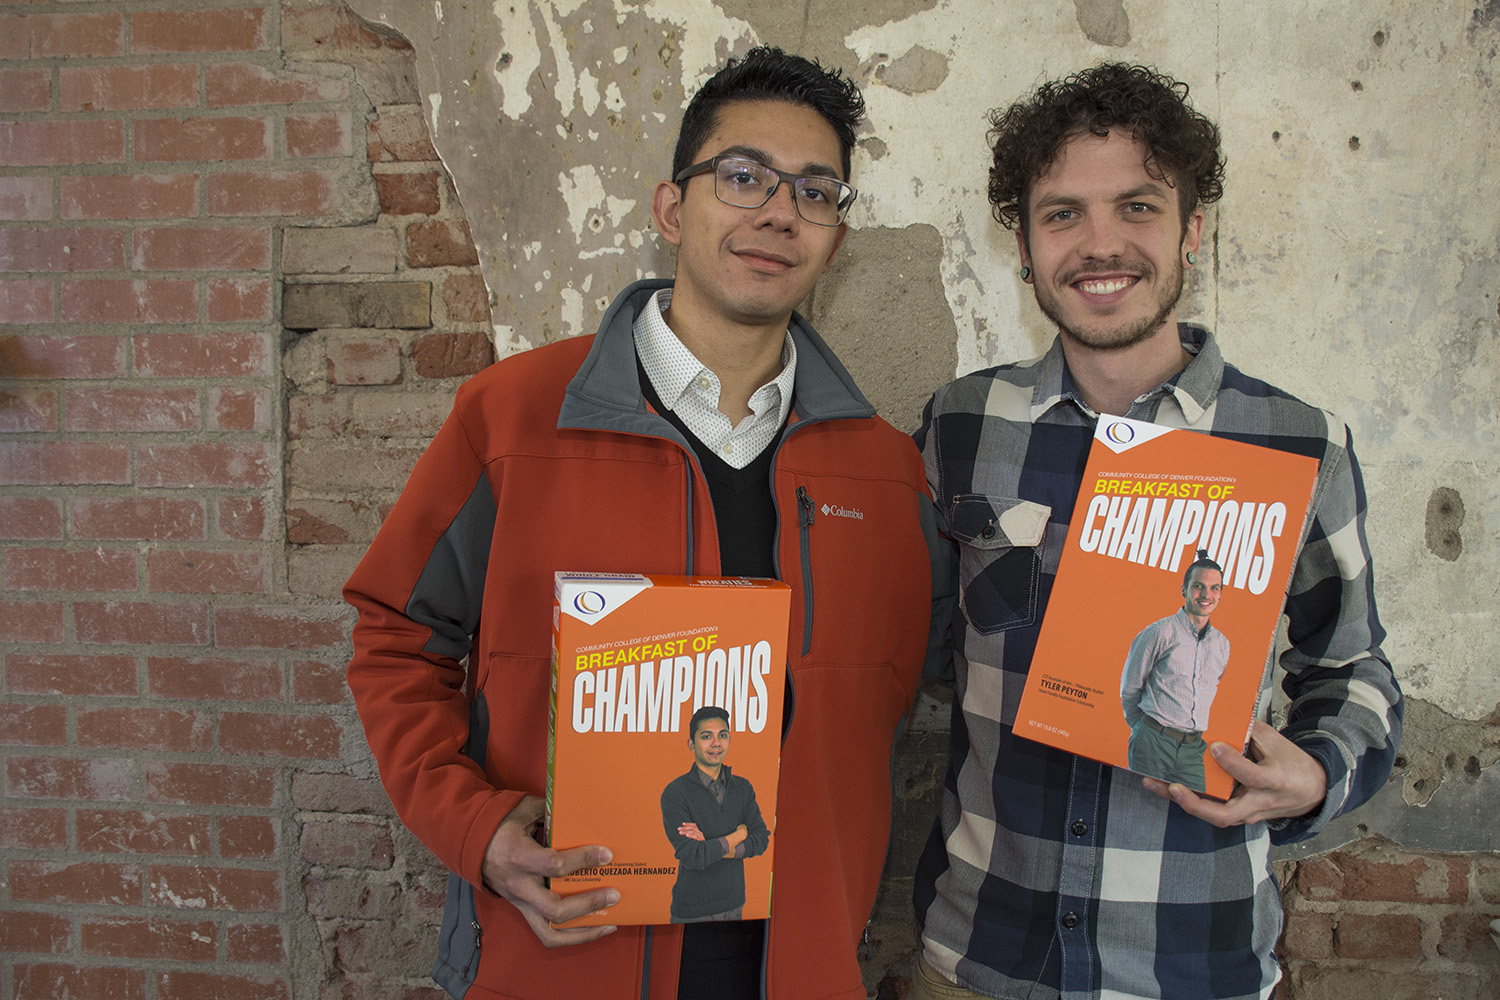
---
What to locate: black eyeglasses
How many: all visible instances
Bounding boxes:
[673,155,856,227]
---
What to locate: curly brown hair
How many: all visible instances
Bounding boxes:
[987,63,1225,234]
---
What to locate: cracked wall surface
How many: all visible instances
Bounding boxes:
[340,0,1498,848]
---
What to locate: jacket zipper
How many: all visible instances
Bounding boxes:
[460,919,482,979]
[796,486,814,655]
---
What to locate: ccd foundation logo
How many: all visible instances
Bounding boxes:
[1104,421,1135,446]
[573,591,606,616]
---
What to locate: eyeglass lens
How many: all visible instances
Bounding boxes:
[713,159,849,225]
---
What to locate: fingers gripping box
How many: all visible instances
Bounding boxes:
[547,572,790,927]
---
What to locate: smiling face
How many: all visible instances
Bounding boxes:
[652,99,847,338]
[1182,565,1223,624]
[1017,130,1202,354]
[690,715,731,773]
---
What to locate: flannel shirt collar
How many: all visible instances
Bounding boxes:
[1033,323,1225,424]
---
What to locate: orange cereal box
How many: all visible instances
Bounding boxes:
[1015,416,1319,800]
[547,572,790,927]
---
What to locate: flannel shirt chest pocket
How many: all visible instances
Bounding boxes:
[948,495,1050,634]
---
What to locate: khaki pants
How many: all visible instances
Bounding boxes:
[909,951,991,1000]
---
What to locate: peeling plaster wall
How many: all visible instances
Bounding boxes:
[342,0,1498,846]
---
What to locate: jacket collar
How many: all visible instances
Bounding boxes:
[1031,323,1225,424]
[559,279,874,434]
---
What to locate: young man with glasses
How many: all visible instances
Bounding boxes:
[345,46,947,1000]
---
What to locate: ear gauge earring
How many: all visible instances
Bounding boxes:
[1020,266,1032,281]
[1185,251,1197,266]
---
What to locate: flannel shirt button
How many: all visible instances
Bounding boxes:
[1061,912,1079,929]
[1071,820,1087,837]
[980,523,996,539]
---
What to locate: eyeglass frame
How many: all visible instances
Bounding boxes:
[672,155,857,227]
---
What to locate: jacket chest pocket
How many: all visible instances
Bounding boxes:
[949,494,1050,634]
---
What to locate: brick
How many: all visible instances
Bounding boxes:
[0,703,66,746]
[77,809,212,856]
[209,276,273,322]
[0,226,125,271]
[65,387,200,432]
[442,273,490,322]
[75,601,210,646]
[294,659,352,704]
[0,68,50,112]
[283,226,397,274]
[145,762,276,808]
[286,546,362,601]
[0,599,65,642]
[149,656,281,701]
[1325,845,1469,904]
[62,173,197,220]
[136,331,273,378]
[0,387,56,432]
[133,226,272,271]
[8,860,143,905]
[216,605,353,650]
[132,8,269,55]
[219,496,269,541]
[303,872,400,919]
[1332,912,1423,960]
[367,106,438,162]
[207,170,337,217]
[0,442,130,485]
[148,550,271,595]
[1292,967,1483,1000]
[0,911,70,955]
[0,13,125,60]
[207,62,349,107]
[1477,856,1500,903]
[0,278,51,323]
[222,710,342,759]
[13,964,146,1000]
[412,331,493,378]
[288,395,351,439]
[286,501,363,544]
[0,334,126,378]
[156,971,289,1000]
[60,63,199,111]
[291,772,394,815]
[6,546,137,592]
[1438,911,1500,965]
[7,755,139,802]
[148,864,283,912]
[375,171,441,216]
[0,806,68,849]
[226,922,286,963]
[283,281,430,330]
[288,112,351,158]
[136,116,270,162]
[79,706,213,753]
[138,443,273,488]
[220,815,278,859]
[300,818,392,868]
[60,278,197,324]
[328,335,402,385]
[1279,909,1333,960]
[82,917,217,962]
[6,653,137,696]
[287,441,423,492]
[209,388,268,431]
[282,5,413,58]
[74,497,205,541]
[0,119,125,165]
[0,496,63,538]
[0,175,53,220]
[405,219,478,268]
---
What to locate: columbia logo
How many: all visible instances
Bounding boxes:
[819,503,865,520]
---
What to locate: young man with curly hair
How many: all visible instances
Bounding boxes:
[913,63,1402,1000]
[346,47,946,1000]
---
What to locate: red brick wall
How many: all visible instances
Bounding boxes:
[2,3,1495,1000]
[1,3,485,998]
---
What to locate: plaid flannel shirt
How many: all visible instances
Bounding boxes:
[913,326,1402,1000]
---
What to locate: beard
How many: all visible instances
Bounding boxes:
[1033,254,1185,352]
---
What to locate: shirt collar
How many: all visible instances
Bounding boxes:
[632,287,796,420]
[1032,323,1225,424]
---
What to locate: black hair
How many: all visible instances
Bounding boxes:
[986,63,1225,235]
[1182,548,1224,587]
[688,705,730,738]
[673,45,865,182]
